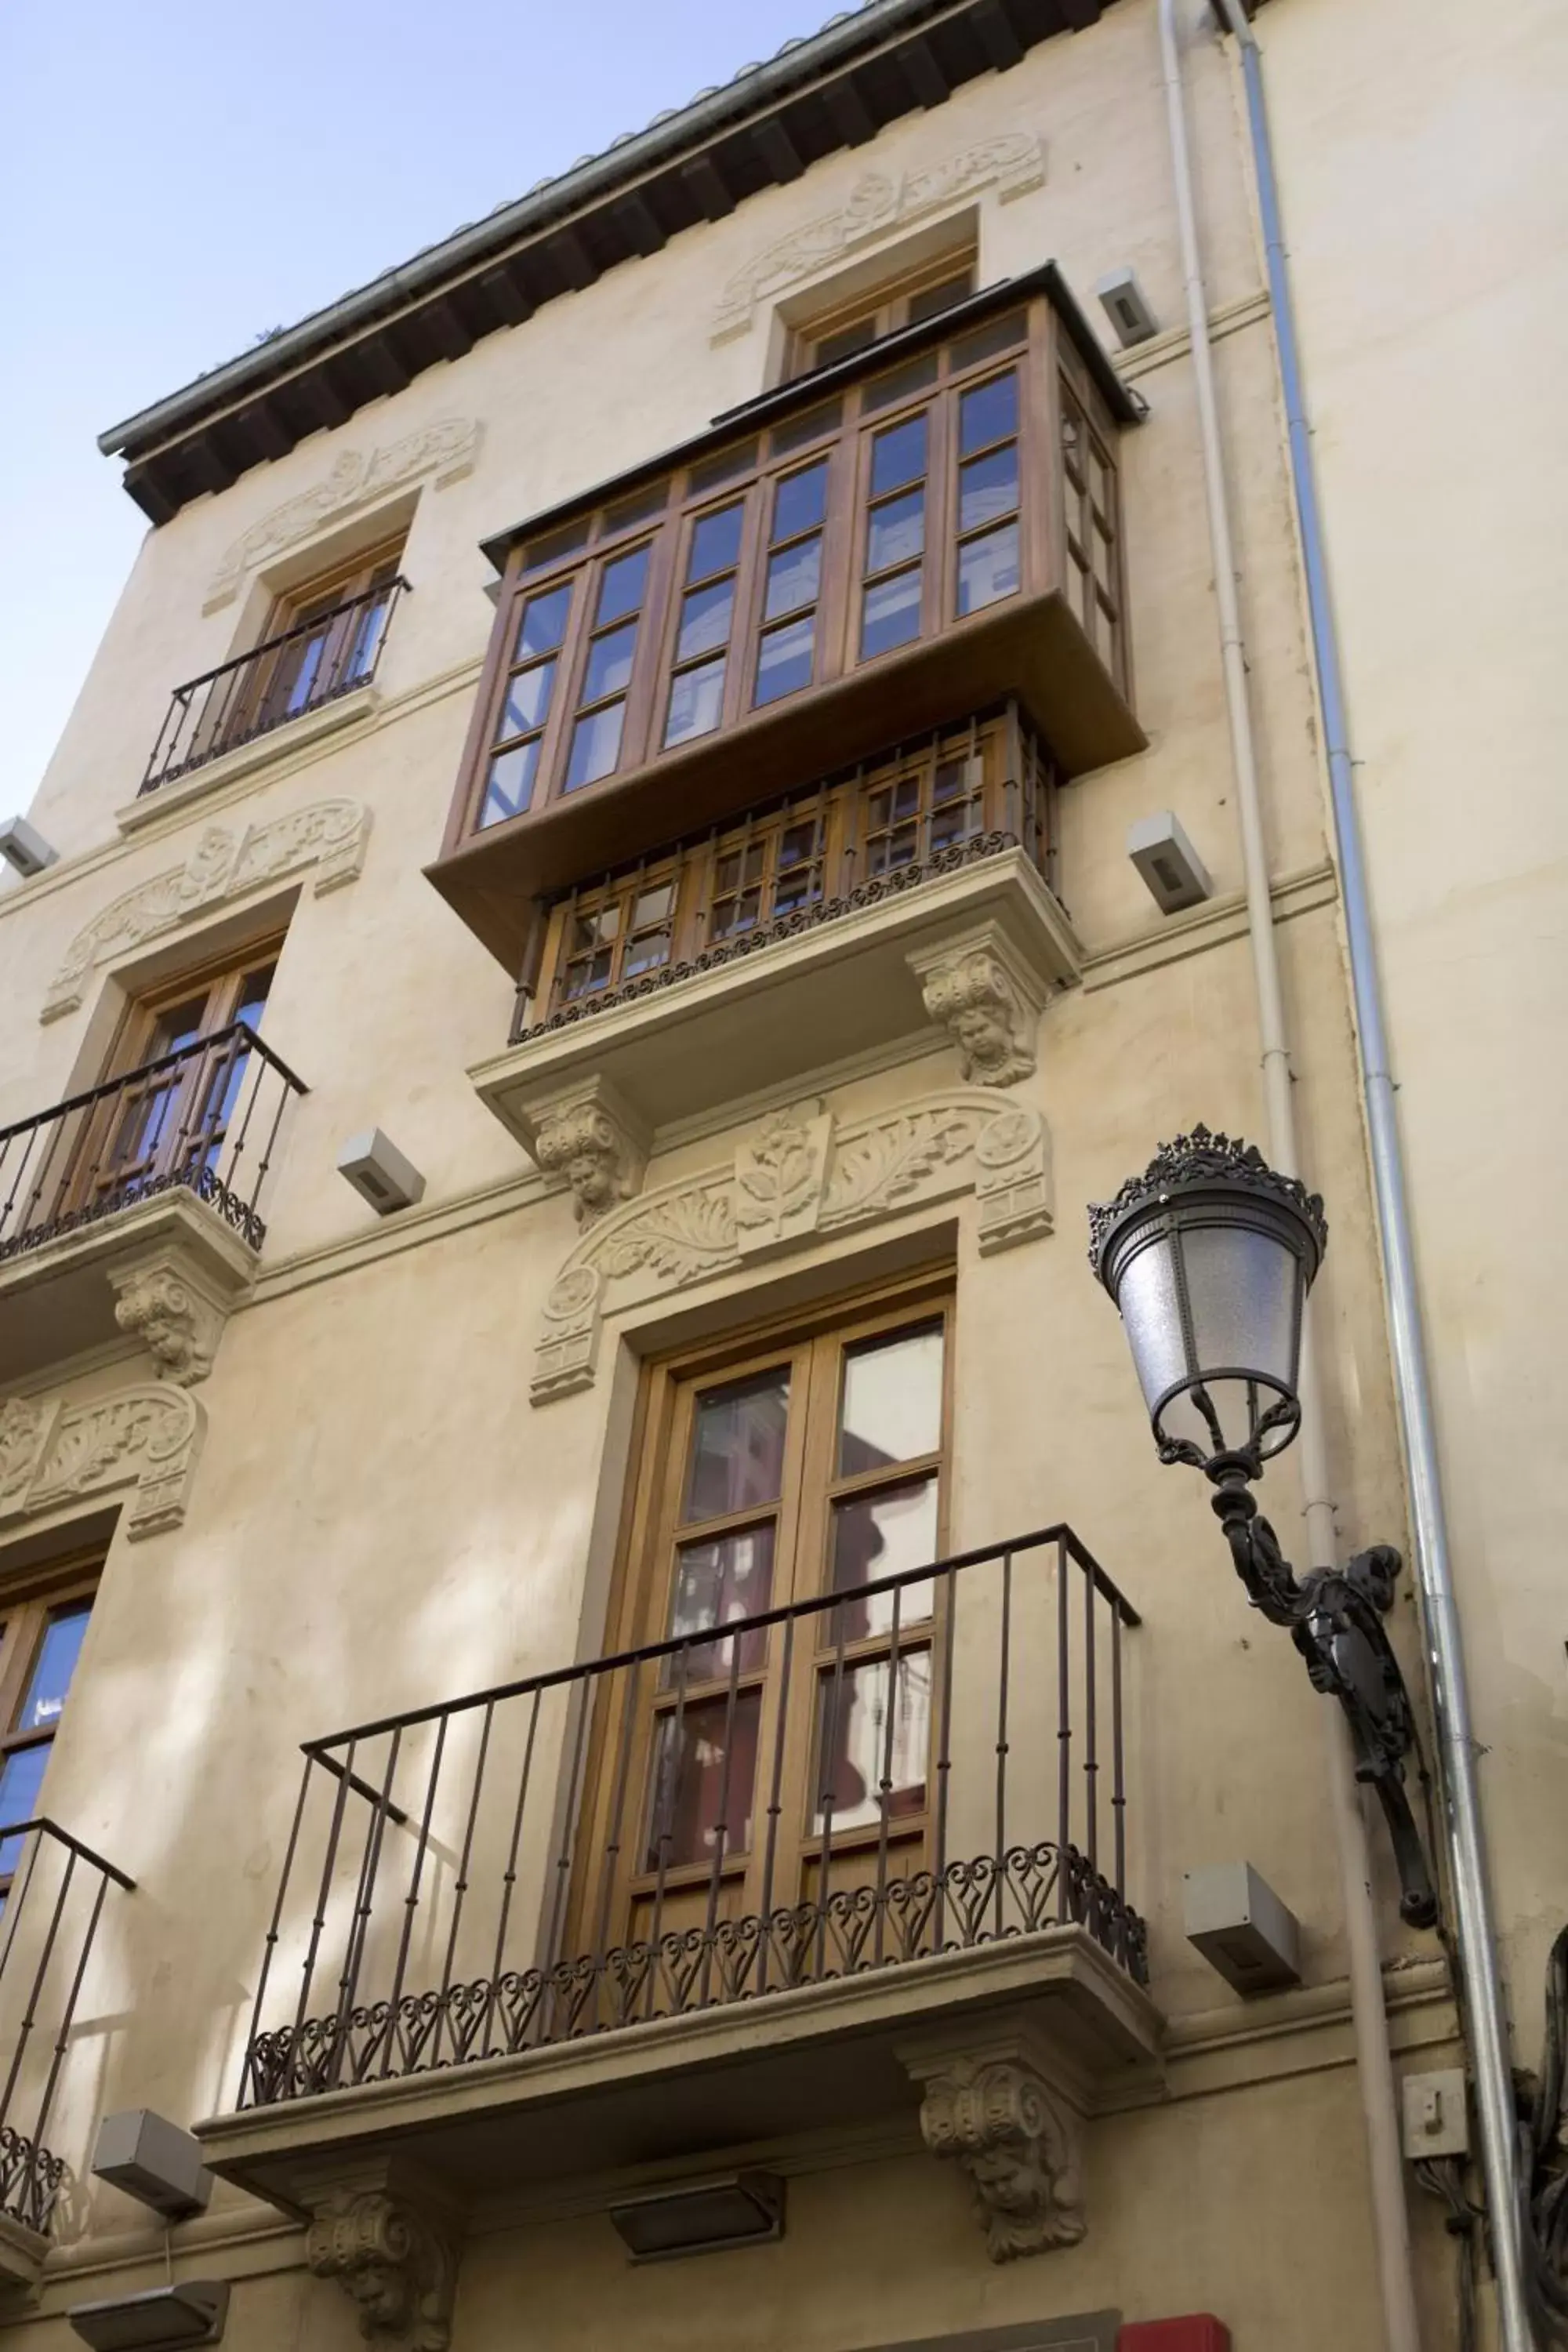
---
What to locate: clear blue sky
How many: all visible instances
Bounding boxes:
[0,0,829,811]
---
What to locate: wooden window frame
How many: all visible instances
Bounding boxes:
[437,276,1144,974]
[0,1553,102,1896]
[784,252,979,382]
[570,1270,956,1961]
[452,295,1113,847]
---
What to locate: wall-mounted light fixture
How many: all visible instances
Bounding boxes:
[608,2172,785,2262]
[68,2282,229,2351]
[1089,1127,1439,1927]
[0,815,59,879]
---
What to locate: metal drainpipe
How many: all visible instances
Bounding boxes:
[1208,2,1534,2342]
[1156,2,1424,2346]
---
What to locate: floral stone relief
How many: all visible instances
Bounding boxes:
[0,1382,205,1541]
[42,799,371,1022]
[532,1085,1052,1403]
[711,131,1047,339]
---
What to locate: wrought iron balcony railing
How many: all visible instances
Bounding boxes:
[0,1820,135,2238]
[509,699,1059,1043]
[0,1023,307,1262]
[238,1525,1144,2111]
[140,576,408,796]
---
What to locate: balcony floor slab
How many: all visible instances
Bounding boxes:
[196,1925,1163,2220]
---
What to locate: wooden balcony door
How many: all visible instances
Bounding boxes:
[75,950,278,1215]
[578,1279,953,1984]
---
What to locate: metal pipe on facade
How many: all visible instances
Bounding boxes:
[1155,2,1422,2346]
[1208,2,1534,2341]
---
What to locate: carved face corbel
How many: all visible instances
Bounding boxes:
[907,920,1051,1089]
[901,2024,1086,2262]
[518,1075,651,1225]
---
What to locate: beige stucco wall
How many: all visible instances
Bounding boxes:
[1259,0,1568,2062]
[0,1,1515,2343]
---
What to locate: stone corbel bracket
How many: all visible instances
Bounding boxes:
[513,1074,651,1226]
[532,1084,1051,1403]
[908,918,1052,1087]
[301,2161,461,2351]
[42,797,372,1022]
[0,1381,206,1542]
[902,2023,1087,2263]
[107,1250,233,1385]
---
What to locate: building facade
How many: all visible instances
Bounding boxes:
[0,1,1559,2347]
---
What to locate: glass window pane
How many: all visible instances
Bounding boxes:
[870,414,927,499]
[863,354,938,414]
[814,1652,931,1830]
[665,655,727,747]
[772,462,828,543]
[17,1605,92,1732]
[866,488,924,577]
[596,543,650,626]
[861,568,923,659]
[839,1324,943,1474]
[831,1475,938,1632]
[580,619,637,706]
[0,1748,49,1872]
[623,931,670,980]
[958,445,1018,535]
[499,657,556,739]
[814,318,878,370]
[677,578,735,663]
[959,371,1019,456]
[478,738,540,827]
[754,615,815,706]
[232,964,275,1035]
[633,882,673,929]
[685,1368,790,1519]
[667,1524,775,1680]
[906,271,974,325]
[644,1691,760,1869]
[689,503,744,581]
[956,521,1020,616]
[764,535,822,622]
[563,702,626,792]
[515,584,572,662]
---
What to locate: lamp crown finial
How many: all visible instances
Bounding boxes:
[1087,1127,1328,1280]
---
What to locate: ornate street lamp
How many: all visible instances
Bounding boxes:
[1088,1127,1438,1928]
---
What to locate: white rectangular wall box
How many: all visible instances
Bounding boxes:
[0,815,58,879]
[337,1129,427,1214]
[1127,811,1214,915]
[1401,2068,1469,2159]
[1182,1860,1302,1993]
[92,2110,212,2220]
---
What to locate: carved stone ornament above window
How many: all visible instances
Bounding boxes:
[532,1084,1051,1403]
[0,1381,205,1542]
[42,799,370,1022]
[204,416,481,611]
[711,131,1046,340]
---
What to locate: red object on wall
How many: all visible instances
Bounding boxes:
[1119,2322,1231,2352]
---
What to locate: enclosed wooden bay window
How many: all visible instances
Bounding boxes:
[517,702,1056,1036]
[430,266,1142,975]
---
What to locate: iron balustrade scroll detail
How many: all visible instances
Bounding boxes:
[0,1023,307,1263]
[0,1820,135,2238]
[238,1526,1145,2111]
[140,577,408,796]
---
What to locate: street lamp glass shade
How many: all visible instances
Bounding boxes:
[1087,1128,1328,1472]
